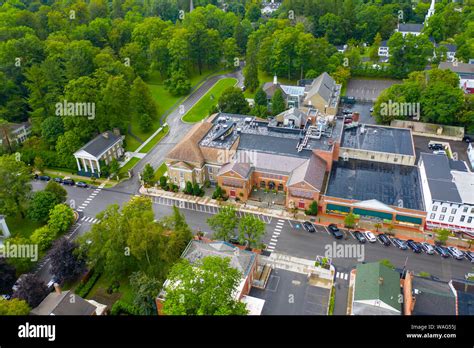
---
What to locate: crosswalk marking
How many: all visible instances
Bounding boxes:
[273,231,280,236]
[270,238,278,242]
[269,242,277,246]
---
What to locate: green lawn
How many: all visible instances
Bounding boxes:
[124,136,142,152]
[5,215,43,239]
[119,157,140,176]
[154,162,168,181]
[182,78,238,123]
[85,274,134,307]
[138,125,169,154]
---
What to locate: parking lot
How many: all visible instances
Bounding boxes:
[339,101,376,125]
[346,78,401,102]
[413,135,472,170]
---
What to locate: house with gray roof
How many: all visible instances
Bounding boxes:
[419,152,474,236]
[396,23,424,36]
[411,276,456,315]
[303,72,341,115]
[262,76,305,108]
[73,130,125,178]
[351,262,402,315]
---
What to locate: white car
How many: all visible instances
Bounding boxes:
[447,246,464,260]
[433,150,447,155]
[363,231,377,243]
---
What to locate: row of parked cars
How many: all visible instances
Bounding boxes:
[34,174,89,188]
[302,221,474,262]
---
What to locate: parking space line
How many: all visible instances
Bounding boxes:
[288,220,293,228]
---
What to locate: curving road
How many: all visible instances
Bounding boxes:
[116,68,244,194]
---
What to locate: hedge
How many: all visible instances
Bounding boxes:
[110,300,141,315]
[75,270,101,298]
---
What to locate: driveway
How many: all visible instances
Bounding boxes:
[346,78,401,102]
[413,135,472,170]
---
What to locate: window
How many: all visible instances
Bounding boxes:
[468,217,473,224]
[439,215,445,221]
[432,205,438,212]
[460,215,466,222]
[179,172,184,179]
[394,158,398,162]
[449,216,454,222]
[471,208,474,214]
[451,208,457,214]
[463,207,468,213]
[430,213,436,219]
[441,207,447,213]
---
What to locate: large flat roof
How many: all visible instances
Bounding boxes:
[326,159,424,210]
[341,124,414,156]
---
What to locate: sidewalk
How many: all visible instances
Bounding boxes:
[139,186,472,251]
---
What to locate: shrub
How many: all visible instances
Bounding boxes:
[75,271,101,298]
[159,176,168,188]
[328,286,336,315]
[305,201,318,216]
[212,185,226,200]
[110,300,141,315]
[48,204,75,234]
[31,226,57,252]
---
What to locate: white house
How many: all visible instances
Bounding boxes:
[439,61,474,94]
[73,131,125,178]
[0,122,31,147]
[419,152,474,236]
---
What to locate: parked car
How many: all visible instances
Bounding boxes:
[342,109,352,115]
[420,242,435,255]
[447,246,464,260]
[344,118,353,124]
[62,178,75,186]
[391,237,408,250]
[303,221,316,233]
[369,107,374,113]
[406,239,422,253]
[1,294,11,300]
[465,272,474,280]
[76,181,88,188]
[53,177,63,183]
[353,231,366,243]
[464,251,474,263]
[463,133,474,143]
[328,224,343,239]
[377,234,391,246]
[433,150,447,155]
[38,175,50,181]
[434,245,450,258]
[428,143,444,150]
[363,231,377,243]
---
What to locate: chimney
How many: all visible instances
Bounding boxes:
[103,132,109,139]
[273,75,278,85]
[378,277,384,286]
[54,283,61,294]
[113,128,121,136]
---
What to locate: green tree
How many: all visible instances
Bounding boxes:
[44,181,67,204]
[254,88,267,107]
[369,33,382,62]
[238,214,265,248]
[305,201,318,216]
[48,204,75,234]
[218,87,250,114]
[161,257,248,315]
[40,116,64,145]
[223,38,238,69]
[245,4,261,22]
[130,76,158,129]
[31,226,57,252]
[344,213,356,229]
[28,191,58,222]
[164,69,191,96]
[271,89,286,116]
[184,181,193,195]
[141,164,155,186]
[129,271,161,315]
[0,155,32,218]
[434,228,450,245]
[55,130,83,169]
[0,298,31,315]
[207,206,237,241]
[379,259,395,270]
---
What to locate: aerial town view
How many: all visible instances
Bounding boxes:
[0,0,473,346]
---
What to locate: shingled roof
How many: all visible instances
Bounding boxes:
[304,72,337,104]
[287,154,327,191]
[166,122,213,166]
[30,290,97,315]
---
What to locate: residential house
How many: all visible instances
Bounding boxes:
[351,262,402,315]
[156,239,259,315]
[0,121,31,148]
[73,130,125,178]
[262,76,306,109]
[261,0,280,15]
[303,72,341,116]
[419,152,474,236]
[378,40,390,58]
[30,284,107,315]
[439,61,474,94]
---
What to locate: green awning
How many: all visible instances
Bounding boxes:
[395,214,423,225]
[326,203,351,213]
[353,208,393,220]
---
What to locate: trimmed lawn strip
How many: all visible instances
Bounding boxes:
[182,78,237,123]
[154,162,168,181]
[119,157,140,176]
[138,125,169,154]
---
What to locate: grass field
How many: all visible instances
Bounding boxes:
[138,125,169,154]
[154,162,168,181]
[182,78,237,123]
[5,215,44,239]
[119,157,140,177]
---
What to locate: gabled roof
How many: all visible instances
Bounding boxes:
[287,154,326,191]
[439,61,474,74]
[304,72,337,104]
[218,161,252,178]
[74,131,123,158]
[398,23,424,33]
[354,262,401,314]
[30,290,97,315]
[412,276,456,315]
[262,82,286,99]
[166,122,213,166]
